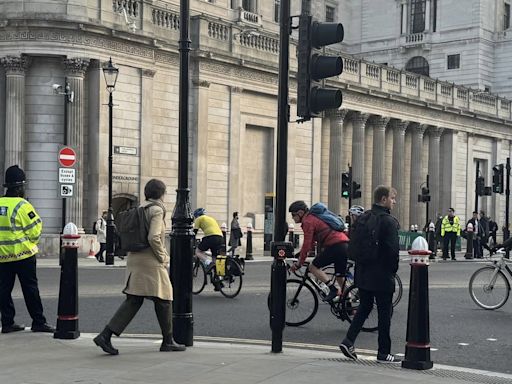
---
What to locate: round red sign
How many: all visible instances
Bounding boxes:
[59,147,76,168]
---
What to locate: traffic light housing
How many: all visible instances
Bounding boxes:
[418,186,430,202]
[493,164,504,194]
[342,172,350,199]
[297,15,344,121]
[476,176,485,196]
[352,181,361,199]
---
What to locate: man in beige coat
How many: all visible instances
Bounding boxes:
[93,179,186,355]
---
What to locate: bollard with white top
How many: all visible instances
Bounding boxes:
[402,236,433,370]
[427,221,436,259]
[464,222,474,259]
[54,222,80,340]
[245,223,254,260]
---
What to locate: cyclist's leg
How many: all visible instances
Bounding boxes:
[310,252,332,284]
[332,242,349,295]
[195,237,212,263]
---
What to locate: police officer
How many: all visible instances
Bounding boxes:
[441,207,461,260]
[0,165,54,333]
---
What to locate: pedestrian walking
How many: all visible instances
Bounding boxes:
[441,208,461,260]
[435,214,443,254]
[0,165,55,334]
[93,179,186,355]
[479,210,491,255]
[95,211,107,262]
[467,211,484,259]
[228,211,243,256]
[489,218,498,246]
[339,185,401,363]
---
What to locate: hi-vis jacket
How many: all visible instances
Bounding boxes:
[441,215,461,237]
[0,197,42,263]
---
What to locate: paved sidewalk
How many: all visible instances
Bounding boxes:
[1,331,511,384]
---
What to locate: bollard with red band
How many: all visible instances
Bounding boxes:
[245,223,254,260]
[464,223,474,260]
[54,223,80,339]
[402,236,433,370]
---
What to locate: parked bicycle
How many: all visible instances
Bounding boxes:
[469,248,512,309]
[192,254,244,298]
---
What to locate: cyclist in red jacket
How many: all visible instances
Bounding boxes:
[289,200,350,302]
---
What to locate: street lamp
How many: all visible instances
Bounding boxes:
[102,57,119,266]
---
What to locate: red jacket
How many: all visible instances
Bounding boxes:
[298,213,349,265]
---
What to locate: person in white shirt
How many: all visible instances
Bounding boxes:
[95,211,107,262]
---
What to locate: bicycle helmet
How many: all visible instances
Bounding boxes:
[348,205,365,217]
[193,208,206,218]
[288,200,308,213]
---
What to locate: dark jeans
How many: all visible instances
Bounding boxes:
[108,294,172,337]
[0,256,47,327]
[345,289,393,355]
[473,238,482,258]
[95,242,106,259]
[442,232,457,259]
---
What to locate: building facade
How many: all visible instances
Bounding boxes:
[0,0,511,254]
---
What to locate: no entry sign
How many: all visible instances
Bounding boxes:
[58,147,77,168]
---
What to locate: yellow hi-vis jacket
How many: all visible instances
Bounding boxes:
[0,197,42,263]
[441,215,461,237]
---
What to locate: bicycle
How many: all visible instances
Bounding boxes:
[192,254,244,298]
[270,260,383,331]
[469,248,512,310]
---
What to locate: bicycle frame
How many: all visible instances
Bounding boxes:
[490,255,512,286]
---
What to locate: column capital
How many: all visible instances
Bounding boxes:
[326,108,349,120]
[192,79,211,88]
[369,115,390,129]
[229,85,244,93]
[1,56,31,75]
[350,111,370,126]
[142,68,156,78]
[409,122,428,136]
[64,58,90,77]
[390,118,409,133]
[428,126,444,138]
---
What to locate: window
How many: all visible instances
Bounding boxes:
[405,56,429,76]
[274,0,280,22]
[447,54,460,70]
[505,3,511,30]
[326,5,335,22]
[432,0,437,32]
[242,0,257,13]
[410,0,426,33]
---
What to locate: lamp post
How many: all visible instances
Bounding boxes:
[102,58,119,266]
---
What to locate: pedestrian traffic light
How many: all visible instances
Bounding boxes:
[297,15,344,121]
[418,186,430,202]
[476,176,485,196]
[342,172,350,199]
[493,164,504,194]
[352,180,361,199]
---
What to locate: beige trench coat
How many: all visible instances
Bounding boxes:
[122,199,173,301]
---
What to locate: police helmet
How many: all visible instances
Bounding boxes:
[193,208,206,218]
[3,165,26,188]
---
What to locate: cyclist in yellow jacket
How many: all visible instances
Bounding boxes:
[0,165,54,334]
[441,207,461,260]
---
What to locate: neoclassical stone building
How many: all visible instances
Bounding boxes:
[0,0,511,253]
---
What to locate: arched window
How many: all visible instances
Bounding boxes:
[405,56,429,76]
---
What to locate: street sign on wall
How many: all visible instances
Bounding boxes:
[60,184,74,197]
[58,147,77,168]
[59,168,75,184]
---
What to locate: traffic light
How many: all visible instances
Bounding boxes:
[352,181,361,199]
[297,15,344,121]
[342,172,350,199]
[493,164,504,194]
[418,187,430,202]
[476,176,485,196]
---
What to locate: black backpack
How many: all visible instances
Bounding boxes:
[92,221,97,234]
[115,203,157,253]
[348,210,382,264]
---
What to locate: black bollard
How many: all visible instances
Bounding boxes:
[245,223,254,261]
[465,226,474,259]
[402,245,433,370]
[288,223,294,244]
[54,224,80,339]
[270,241,292,353]
[427,225,436,260]
[221,222,227,255]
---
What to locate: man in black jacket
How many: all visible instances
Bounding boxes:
[339,185,400,363]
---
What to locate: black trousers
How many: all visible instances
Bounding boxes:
[108,294,172,337]
[0,256,47,327]
[442,232,457,259]
[95,242,106,259]
[346,289,393,355]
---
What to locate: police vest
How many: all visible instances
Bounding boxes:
[441,215,460,237]
[0,197,42,263]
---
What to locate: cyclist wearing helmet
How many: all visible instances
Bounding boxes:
[348,205,365,238]
[289,200,350,302]
[193,208,224,268]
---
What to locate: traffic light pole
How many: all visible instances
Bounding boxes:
[425,174,429,229]
[505,158,510,258]
[348,165,352,209]
[475,160,480,213]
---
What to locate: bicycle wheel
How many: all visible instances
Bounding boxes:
[469,266,510,310]
[341,284,379,332]
[283,279,319,326]
[192,257,206,295]
[219,258,243,298]
[393,274,403,307]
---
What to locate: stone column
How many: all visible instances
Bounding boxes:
[425,0,431,32]
[401,0,408,34]
[228,86,243,218]
[1,56,30,168]
[391,119,409,225]
[327,109,348,215]
[351,112,370,203]
[409,123,427,228]
[140,69,156,198]
[371,116,390,191]
[64,58,90,231]
[428,126,444,220]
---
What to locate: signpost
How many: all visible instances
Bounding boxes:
[57,147,77,203]
[58,147,77,168]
